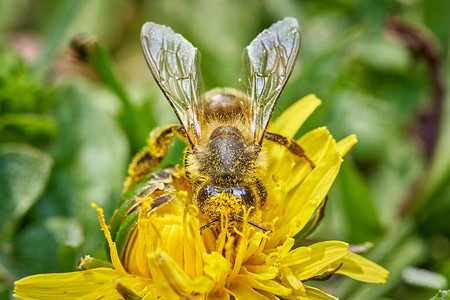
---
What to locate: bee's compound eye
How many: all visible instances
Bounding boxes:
[197,185,256,208]
[231,186,256,207]
[197,185,219,206]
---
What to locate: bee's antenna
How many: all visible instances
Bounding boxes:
[229,212,272,232]
[200,220,218,233]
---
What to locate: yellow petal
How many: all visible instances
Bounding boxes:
[206,288,231,300]
[244,231,269,261]
[183,207,207,279]
[266,97,323,186]
[279,237,295,257]
[336,134,358,158]
[271,94,321,138]
[92,203,127,275]
[142,290,162,300]
[227,281,274,300]
[235,275,292,297]
[299,285,337,300]
[125,195,206,280]
[148,249,214,298]
[280,246,311,267]
[265,237,294,265]
[333,252,389,283]
[270,128,335,192]
[229,207,257,281]
[290,241,349,280]
[115,278,153,300]
[124,225,152,278]
[258,291,281,300]
[296,127,336,171]
[240,265,278,280]
[278,151,342,238]
[14,268,123,300]
[202,252,231,288]
[281,266,305,293]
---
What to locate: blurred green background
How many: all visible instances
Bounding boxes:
[0,0,449,299]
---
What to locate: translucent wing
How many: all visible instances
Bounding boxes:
[242,17,301,144]
[141,22,202,145]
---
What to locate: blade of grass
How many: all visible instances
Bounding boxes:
[34,0,88,77]
[280,24,365,109]
[335,220,426,299]
[73,39,153,152]
[338,162,384,244]
[347,235,425,300]
[89,43,132,110]
[430,290,450,300]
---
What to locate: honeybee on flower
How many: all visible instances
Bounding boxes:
[124,17,315,232]
[14,18,388,300]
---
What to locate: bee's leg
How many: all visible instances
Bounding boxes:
[264,132,315,168]
[123,124,186,194]
[148,193,175,213]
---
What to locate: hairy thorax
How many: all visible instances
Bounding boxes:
[184,89,268,218]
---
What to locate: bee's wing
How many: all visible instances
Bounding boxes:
[141,22,202,146]
[241,17,301,144]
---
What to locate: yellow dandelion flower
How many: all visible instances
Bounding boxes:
[14,95,388,300]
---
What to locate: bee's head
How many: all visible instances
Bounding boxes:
[196,185,256,216]
[196,184,271,233]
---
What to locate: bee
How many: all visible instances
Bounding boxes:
[124,17,314,231]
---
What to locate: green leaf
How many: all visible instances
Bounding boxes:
[0,50,54,114]
[0,144,52,240]
[114,210,139,259]
[14,217,83,274]
[37,80,129,253]
[424,0,450,53]
[0,113,57,146]
[57,244,77,272]
[338,162,383,244]
[0,283,10,300]
[430,290,450,300]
